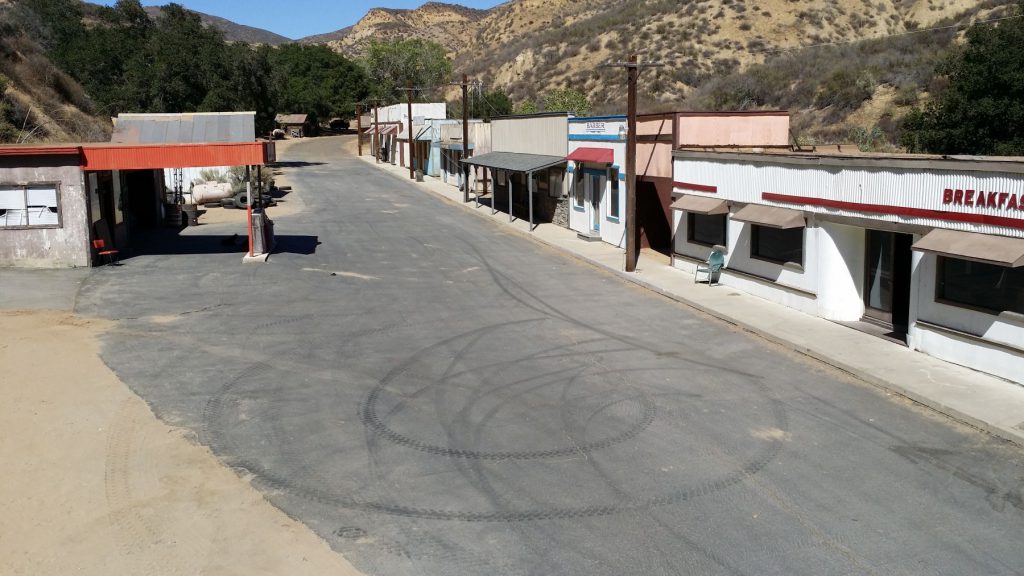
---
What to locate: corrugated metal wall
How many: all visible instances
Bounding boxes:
[492,116,569,157]
[675,157,1024,238]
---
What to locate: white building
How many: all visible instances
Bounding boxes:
[567,116,627,247]
[671,150,1024,385]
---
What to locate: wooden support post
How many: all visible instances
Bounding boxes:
[491,170,497,215]
[528,171,534,231]
[373,102,380,165]
[508,174,514,223]
[356,104,362,157]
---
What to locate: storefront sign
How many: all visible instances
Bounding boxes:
[585,122,607,134]
[943,188,1022,211]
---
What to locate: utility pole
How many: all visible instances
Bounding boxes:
[373,100,381,164]
[356,104,363,157]
[396,84,418,179]
[603,55,664,273]
[461,74,471,203]
[445,75,476,202]
[408,82,415,179]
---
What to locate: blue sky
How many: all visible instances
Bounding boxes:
[94,1,505,40]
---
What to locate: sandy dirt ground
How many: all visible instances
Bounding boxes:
[0,310,363,576]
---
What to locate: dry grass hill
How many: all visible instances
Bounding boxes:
[309,2,489,54]
[0,0,110,143]
[316,0,1015,146]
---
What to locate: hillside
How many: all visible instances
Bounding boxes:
[141,5,291,45]
[306,2,489,55]
[0,1,110,143]
[315,0,1015,146]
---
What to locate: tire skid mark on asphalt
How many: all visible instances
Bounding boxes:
[203,343,786,522]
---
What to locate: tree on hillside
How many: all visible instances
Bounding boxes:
[515,100,539,115]
[268,44,368,127]
[901,3,1024,155]
[148,4,232,113]
[448,87,513,120]
[544,88,592,116]
[363,39,452,103]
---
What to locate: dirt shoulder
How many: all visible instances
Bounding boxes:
[0,310,363,576]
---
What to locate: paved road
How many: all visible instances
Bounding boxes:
[77,137,1024,576]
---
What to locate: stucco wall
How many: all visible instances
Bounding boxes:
[910,251,1024,384]
[673,211,820,315]
[677,114,790,147]
[0,157,90,268]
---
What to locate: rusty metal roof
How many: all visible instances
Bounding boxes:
[111,112,256,145]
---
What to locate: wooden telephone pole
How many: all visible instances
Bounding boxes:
[603,55,664,273]
[372,99,381,164]
[462,74,471,203]
[396,83,418,180]
[447,75,475,203]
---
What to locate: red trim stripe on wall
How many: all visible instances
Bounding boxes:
[762,192,1024,231]
[673,181,717,193]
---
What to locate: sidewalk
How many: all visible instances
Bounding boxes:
[360,154,1024,447]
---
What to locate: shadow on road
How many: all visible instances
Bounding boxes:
[120,228,320,259]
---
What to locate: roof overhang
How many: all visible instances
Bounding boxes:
[912,229,1024,267]
[567,147,615,164]
[671,194,729,215]
[0,145,82,157]
[81,141,275,170]
[462,151,566,173]
[732,204,805,229]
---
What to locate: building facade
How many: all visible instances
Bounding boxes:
[671,150,1024,385]
[566,116,627,247]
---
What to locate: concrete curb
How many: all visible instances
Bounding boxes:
[360,155,1024,448]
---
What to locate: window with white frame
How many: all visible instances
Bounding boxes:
[0,184,60,228]
[608,169,620,220]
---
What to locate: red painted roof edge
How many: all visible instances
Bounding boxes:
[0,145,82,157]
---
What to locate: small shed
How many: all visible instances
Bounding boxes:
[276,114,310,138]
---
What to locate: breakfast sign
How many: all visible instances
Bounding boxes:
[942,188,1023,211]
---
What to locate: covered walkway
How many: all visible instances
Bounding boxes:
[462,151,566,231]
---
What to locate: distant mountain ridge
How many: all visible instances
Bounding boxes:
[299,2,491,53]
[141,5,292,45]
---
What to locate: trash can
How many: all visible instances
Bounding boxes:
[415,169,424,182]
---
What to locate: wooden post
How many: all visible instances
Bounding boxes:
[462,74,471,203]
[356,104,363,157]
[508,174,514,222]
[407,82,415,179]
[528,171,534,231]
[373,102,380,164]
[625,54,639,273]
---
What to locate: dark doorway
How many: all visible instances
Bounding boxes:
[123,170,161,230]
[637,180,671,254]
[864,230,914,337]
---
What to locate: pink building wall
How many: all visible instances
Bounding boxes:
[677,112,790,147]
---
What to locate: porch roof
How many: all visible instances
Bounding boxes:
[462,151,565,173]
